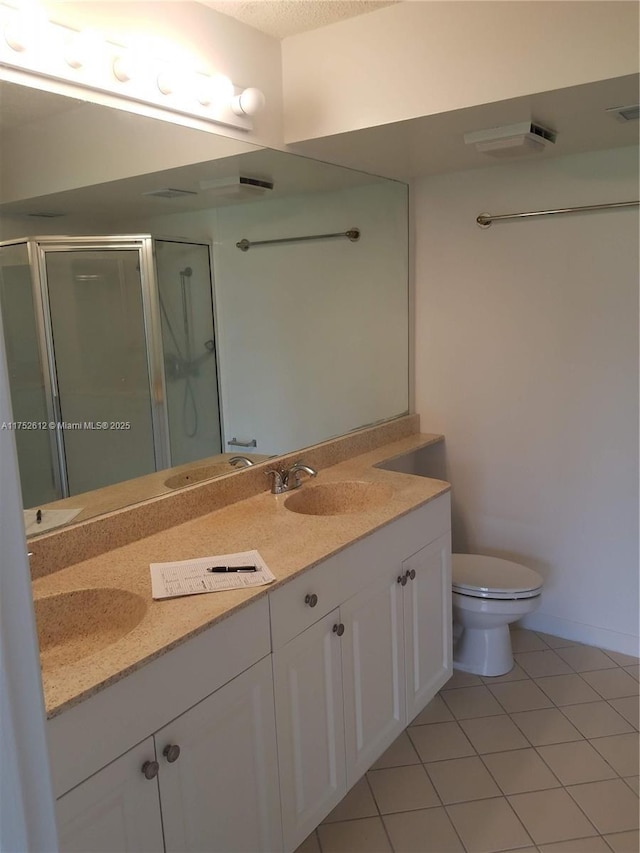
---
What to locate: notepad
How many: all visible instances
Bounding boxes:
[150,549,275,599]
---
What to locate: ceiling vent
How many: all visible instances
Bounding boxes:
[142,188,198,199]
[464,121,557,158]
[198,175,274,199]
[606,104,640,122]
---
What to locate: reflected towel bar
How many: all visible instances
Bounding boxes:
[236,228,360,251]
[476,200,639,228]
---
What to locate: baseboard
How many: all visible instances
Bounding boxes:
[519,612,640,657]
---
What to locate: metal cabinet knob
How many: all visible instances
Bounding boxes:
[332,623,345,636]
[408,569,416,580]
[163,744,181,763]
[141,760,159,780]
[304,593,318,608]
[398,573,408,586]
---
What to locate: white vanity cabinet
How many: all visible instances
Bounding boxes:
[51,598,281,853]
[270,493,452,851]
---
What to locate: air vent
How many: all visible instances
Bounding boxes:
[142,188,198,199]
[464,121,557,158]
[198,175,274,198]
[606,104,640,122]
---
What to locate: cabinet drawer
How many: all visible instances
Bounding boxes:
[269,493,451,649]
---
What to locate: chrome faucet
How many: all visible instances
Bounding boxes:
[229,456,255,468]
[266,462,317,494]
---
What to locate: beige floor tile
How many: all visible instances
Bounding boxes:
[410,694,454,726]
[590,733,640,777]
[482,748,560,794]
[581,668,640,699]
[317,816,392,852]
[604,650,640,667]
[624,666,639,681]
[460,715,530,754]
[371,731,421,770]
[442,685,505,720]
[408,720,476,763]
[511,629,550,653]
[609,696,640,729]
[383,807,464,852]
[511,708,583,746]
[446,796,533,852]
[536,741,617,785]
[624,776,639,794]
[535,673,601,706]
[537,838,610,852]
[604,830,640,853]
[561,701,634,739]
[446,668,485,689]
[515,651,573,678]
[367,764,440,814]
[488,680,554,713]
[322,777,378,824]
[567,778,640,834]
[508,788,597,845]
[556,646,619,672]
[481,663,530,685]
[426,755,502,804]
[294,830,321,853]
[534,632,580,650]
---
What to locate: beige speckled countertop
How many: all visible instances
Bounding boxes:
[33,432,449,718]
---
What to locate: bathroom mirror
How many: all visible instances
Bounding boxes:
[0,80,409,534]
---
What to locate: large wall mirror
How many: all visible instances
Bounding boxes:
[0,80,409,536]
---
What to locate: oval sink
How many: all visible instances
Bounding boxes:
[284,481,393,516]
[34,588,147,671]
[164,463,231,489]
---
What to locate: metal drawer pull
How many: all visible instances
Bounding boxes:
[398,574,408,586]
[332,623,345,636]
[408,569,416,580]
[141,760,159,780]
[163,744,181,763]
[304,593,318,608]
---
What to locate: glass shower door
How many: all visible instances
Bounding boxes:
[0,242,58,506]
[43,248,157,496]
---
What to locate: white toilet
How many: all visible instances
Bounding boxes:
[452,554,543,677]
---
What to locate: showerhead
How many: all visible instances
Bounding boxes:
[180,267,193,277]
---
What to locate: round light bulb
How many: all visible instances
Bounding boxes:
[231,87,266,117]
[65,29,101,70]
[157,70,176,95]
[4,20,28,52]
[196,73,233,107]
[113,54,136,83]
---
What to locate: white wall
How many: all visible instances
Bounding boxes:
[282,1,639,142]
[414,146,639,655]
[120,182,409,455]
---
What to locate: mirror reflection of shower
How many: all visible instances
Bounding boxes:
[0,236,223,505]
[158,265,216,440]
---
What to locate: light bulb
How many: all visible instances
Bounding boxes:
[4,18,28,51]
[196,73,233,107]
[64,29,101,70]
[157,70,176,95]
[113,53,137,83]
[230,87,265,117]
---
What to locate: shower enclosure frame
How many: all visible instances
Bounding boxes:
[0,234,220,501]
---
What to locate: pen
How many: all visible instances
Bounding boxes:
[206,565,258,573]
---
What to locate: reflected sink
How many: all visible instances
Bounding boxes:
[284,481,393,516]
[164,463,232,489]
[34,588,147,671]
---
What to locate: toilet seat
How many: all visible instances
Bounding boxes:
[452,554,543,600]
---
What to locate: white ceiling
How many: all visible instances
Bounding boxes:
[198,0,398,39]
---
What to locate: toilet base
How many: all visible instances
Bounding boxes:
[453,624,514,677]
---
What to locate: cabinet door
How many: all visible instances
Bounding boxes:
[156,654,282,853]
[341,569,406,787]
[404,532,452,722]
[273,609,346,852]
[56,737,163,853]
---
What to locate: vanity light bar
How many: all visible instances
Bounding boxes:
[0,2,264,131]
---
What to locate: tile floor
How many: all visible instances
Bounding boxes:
[295,628,639,853]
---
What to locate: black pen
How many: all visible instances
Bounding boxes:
[207,565,258,573]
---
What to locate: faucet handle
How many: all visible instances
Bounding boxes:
[266,469,285,494]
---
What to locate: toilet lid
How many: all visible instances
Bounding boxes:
[452,554,543,600]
